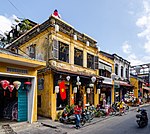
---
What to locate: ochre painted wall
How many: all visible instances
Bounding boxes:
[130,77,138,98]
[38,71,51,117]
[18,25,99,120]
[98,53,115,104]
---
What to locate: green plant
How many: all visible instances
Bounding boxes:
[56,111,62,121]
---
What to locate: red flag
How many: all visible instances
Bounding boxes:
[59,81,66,101]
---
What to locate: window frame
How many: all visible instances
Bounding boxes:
[58,41,69,63]
[115,64,118,75]
[74,48,83,66]
[87,53,94,69]
[121,66,124,77]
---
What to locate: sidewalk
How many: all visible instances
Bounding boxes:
[37,102,150,132]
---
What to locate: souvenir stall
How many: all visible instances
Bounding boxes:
[0,48,46,123]
[0,78,31,122]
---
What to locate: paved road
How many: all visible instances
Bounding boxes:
[13,105,150,134]
[69,106,150,134]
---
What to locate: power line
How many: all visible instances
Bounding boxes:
[7,0,25,19]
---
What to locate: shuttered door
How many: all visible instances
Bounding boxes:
[18,85,28,122]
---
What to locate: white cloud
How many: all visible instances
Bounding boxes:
[0,15,19,36]
[122,41,132,54]
[144,42,150,52]
[127,53,143,66]
[136,0,150,54]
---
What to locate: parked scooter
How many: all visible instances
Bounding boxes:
[59,108,76,124]
[136,108,148,128]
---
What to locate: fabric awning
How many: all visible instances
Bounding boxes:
[50,66,104,80]
[99,62,111,72]
[143,86,150,91]
[115,80,133,87]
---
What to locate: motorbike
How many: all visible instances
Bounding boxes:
[59,108,76,124]
[136,108,148,128]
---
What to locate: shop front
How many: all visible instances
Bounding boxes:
[99,83,112,105]
[37,65,103,120]
[114,80,133,103]
[143,86,150,103]
[0,48,46,123]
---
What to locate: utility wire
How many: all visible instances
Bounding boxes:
[7,0,25,19]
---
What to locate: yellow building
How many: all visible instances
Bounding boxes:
[130,74,150,103]
[0,48,46,123]
[7,15,103,120]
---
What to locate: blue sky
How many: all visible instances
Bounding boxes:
[0,0,150,66]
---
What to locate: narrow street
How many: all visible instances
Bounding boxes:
[69,106,150,134]
[12,105,150,134]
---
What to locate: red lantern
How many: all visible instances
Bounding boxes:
[0,80,10,96]
[24,81,31,91]
[8,85,14,97]
[24,82,31,85]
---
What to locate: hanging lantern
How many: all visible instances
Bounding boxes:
[91,76,96,83]
[8,85,14,97]
[77,76,80,82]
[87,88,90,94]
[13,81,21,90]
[97,89,101,94]
[76,82,81,86]
[66,76,70,81]
[55,86,59,93]
[73,87,77,93]
[0,80,10,96]
[89,83,94,87]
[24,81,32,91]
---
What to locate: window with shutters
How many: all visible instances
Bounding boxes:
[28,44,36,59]
[74,48,83,66]
[121,66,124,77]
[38,78,44,90]
[99,62,112,78]
[53,40,59,59]
[125,68,129,78]
[115,64,118,75]
[58,41,69,63]
[87,53,94,69]
[94,56,99,69]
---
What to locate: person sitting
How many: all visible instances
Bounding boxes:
[117,99,125,116]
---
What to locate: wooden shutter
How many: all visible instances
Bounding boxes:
[94,56,99,69]
[38,78,44,90]
[52,39,59,59]
[18,83,28,122]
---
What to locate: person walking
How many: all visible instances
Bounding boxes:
[74,101,82,129]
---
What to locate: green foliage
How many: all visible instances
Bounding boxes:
[20,19,32,32]
[55,111,62,121]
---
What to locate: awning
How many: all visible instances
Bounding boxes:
[50,66,104,80]
[143,86,150,91]
[99,62,111,72]
[115,80,133,87]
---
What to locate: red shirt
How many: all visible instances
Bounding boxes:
[74,105,82,114]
